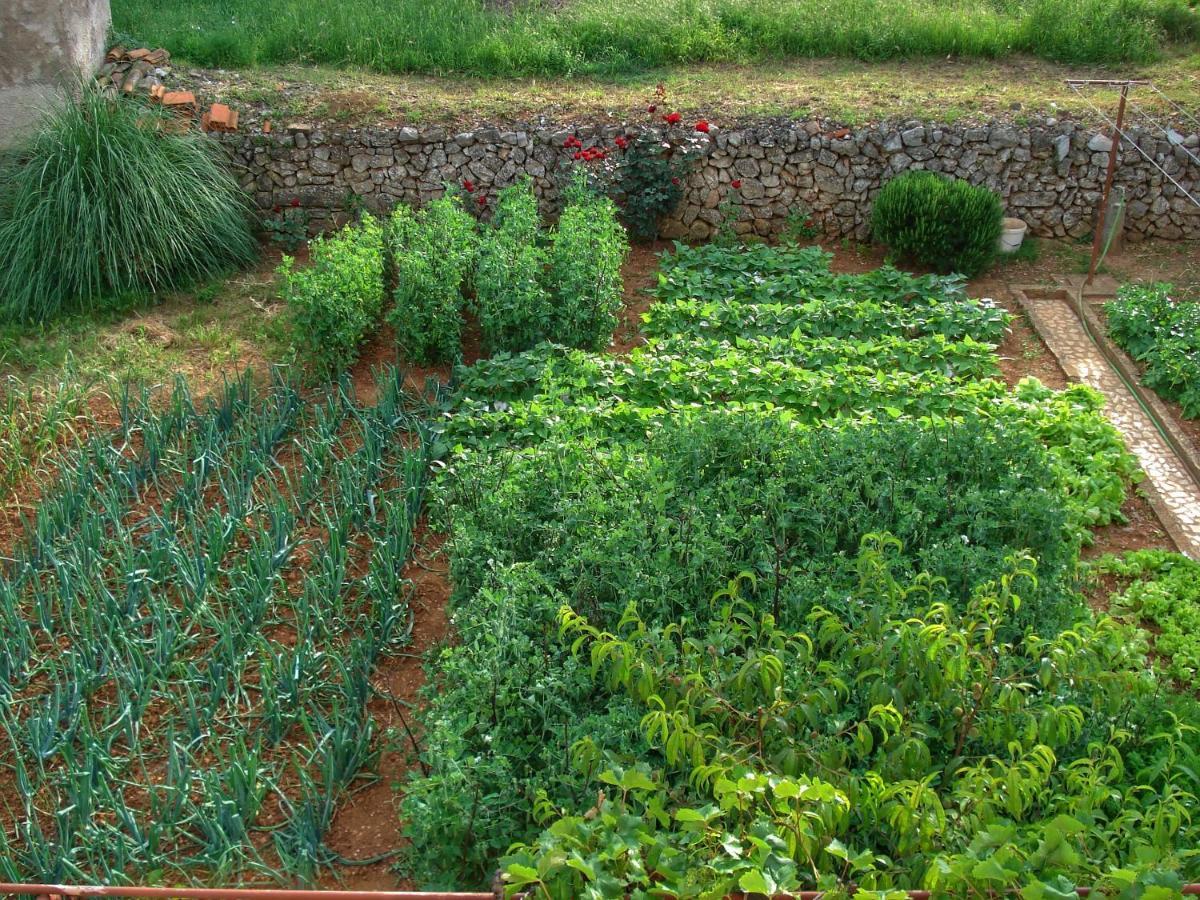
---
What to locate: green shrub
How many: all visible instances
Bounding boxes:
[474,180,553,353]
[281,214,384,375]
[871,171,1003,277]
[612,135,692,242]
[547,185,629,350]
[0,84,257,322]
[1106,282,1200,418]
[387,198,478,364]
[506,550,1200,896]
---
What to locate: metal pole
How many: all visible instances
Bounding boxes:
[1086,82,1130,285]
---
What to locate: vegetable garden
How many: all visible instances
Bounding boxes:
[2,173,1199,895]
[405,242,1200,896]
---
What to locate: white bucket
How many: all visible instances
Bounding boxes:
[998,217,1027,253]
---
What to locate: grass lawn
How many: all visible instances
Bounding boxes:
[195,52,1200,130]
[113,0,1199,76]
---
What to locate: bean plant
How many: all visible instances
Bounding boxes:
[281,213,385,375]
[547,178,629,350]
[388,196,478,364]
[474,180,554,353]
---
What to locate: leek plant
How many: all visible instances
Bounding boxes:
[0,365,436,882]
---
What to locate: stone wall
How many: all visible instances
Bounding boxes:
[222,117,1200,242]
[0,0,111,147]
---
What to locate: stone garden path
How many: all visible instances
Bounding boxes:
[1016,287,1200,559]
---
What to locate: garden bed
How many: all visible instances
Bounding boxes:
[1,228,1196,889]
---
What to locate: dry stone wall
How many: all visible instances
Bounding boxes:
[221,117,1200,241]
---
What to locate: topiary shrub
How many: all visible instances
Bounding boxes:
[280,213,384,376]
[0,83,257,323]
[871,171,1003,277]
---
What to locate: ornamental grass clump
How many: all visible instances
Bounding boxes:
[871,171,1003,277]
[0,83,257,323]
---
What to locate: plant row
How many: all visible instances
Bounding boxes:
[0,367,434,882]
[1106,281,1200,418]
[283,176,628,374]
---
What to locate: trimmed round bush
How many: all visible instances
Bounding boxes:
[871,171,1003,277]
[0,84,257,322]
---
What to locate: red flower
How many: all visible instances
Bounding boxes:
[564,135,582,149]
[615,135,628,149]
[695,120,710,133]
[573,151,583,160]
[663,112,682,126]
[671,177,680,185]
[647,104,657,113]
[290,197,301,207]
[731,179,742,189]
[463,179,475,193]
[477,195,487,207]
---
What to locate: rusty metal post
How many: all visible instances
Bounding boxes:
[1086,82,1130,285]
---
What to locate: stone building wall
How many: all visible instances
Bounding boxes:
[221,117,1200,241]
[0,0,111,147]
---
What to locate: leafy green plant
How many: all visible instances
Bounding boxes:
[263,204,309,251]
[1106,282,1200,417]
[547,178,630,350]
[409,408,1091,886]
[0,83,257,322]
[782,205,822,243]
[473,180,553,353]
[504,547,1200,896]
[611,134,693,242]
[1090,550,1200,689]
[387,197,478,363]
[871,171,1003,276]
[280,213,384,375]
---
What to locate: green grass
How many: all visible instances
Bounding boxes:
[113,0,1198,75]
